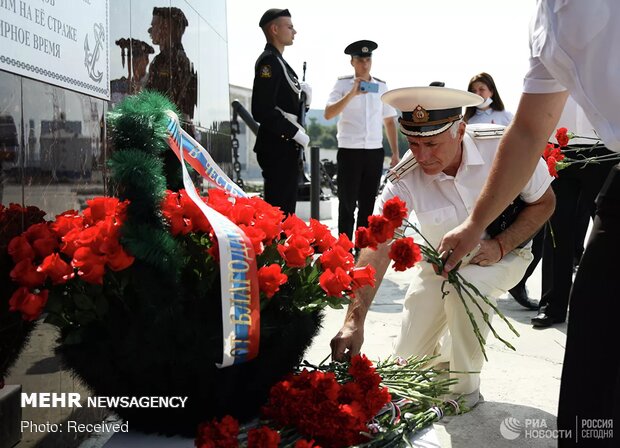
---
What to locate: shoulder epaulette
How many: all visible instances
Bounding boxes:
[338,75,354,80]
[386,153,418,183]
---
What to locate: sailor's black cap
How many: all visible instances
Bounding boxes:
[344,40,378,57]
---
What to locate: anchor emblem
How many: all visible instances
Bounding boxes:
[84,23,105,83]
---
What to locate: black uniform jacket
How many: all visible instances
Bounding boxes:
[251,44,302,153]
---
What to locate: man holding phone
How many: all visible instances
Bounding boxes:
[325,40,400,242]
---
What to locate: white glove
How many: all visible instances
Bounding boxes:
[293,129,310,148]
[300,82,312,107]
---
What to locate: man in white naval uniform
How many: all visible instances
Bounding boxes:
[324,40,399,242]
[439,1,620,442]
[331,87,555,407]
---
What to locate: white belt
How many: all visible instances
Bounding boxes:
[275,106,303,131]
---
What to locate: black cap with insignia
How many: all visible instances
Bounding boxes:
[259,8,291,27]
[382,87,483,137]
[344,40,378,57]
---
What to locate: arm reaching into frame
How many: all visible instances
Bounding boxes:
[439,90,569,272]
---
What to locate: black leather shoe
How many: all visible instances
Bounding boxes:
[508,285,538,310]
[531,312,565,327]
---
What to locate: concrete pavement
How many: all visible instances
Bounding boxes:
[304,200,566,447]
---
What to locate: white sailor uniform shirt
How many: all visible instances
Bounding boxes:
[526,0,620,152]
[326,76,397,149]
[376,125,553,248]
[467,109,514,126]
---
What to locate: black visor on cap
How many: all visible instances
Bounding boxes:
[259,8,291,27]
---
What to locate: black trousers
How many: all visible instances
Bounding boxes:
[557,163,620,447]
[540,146,616,320]
[510,228,544,291]
[337,148,384,240]
[256,141,300,216]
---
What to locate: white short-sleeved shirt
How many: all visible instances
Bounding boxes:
[326,76,397,149]
[467,109,514,126]
[376,127,554,247]
[524,0,620,152]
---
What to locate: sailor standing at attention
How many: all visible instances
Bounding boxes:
[251,8,312,215]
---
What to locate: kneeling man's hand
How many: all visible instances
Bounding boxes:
[330,322,364,362]
[470,239,502,266]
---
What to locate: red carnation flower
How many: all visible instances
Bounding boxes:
[334,233,354,252]
[552,147,565,162]
[205,188,234,217]
[555,127,570,147]
[195,415,239,448]
[368,215,394,244]
[350,265,376,290]
[543,142,555,160]
[161,191,192,235]
[10,258,46,288]
[382,196,408,228]
[247,426,280,448]
[239,224,266,256]
[9,287,49,321]
[229,203,255,226]
[258,264,288,298]
[179,191,212,233]
[309,218,337,252]
[83,197,121,224]
[254,216,282,246]
[277,235,314,268]
[50,211,84,238]
[72,247,106,284]
[250,197,284,242]
[319,267,352,297]
[319,246,354,272]
[388,237,422,271]
[23,223,58,258]
[354,227,377,250]
[8,235,35,263]
[282,214,314,241]
[38,253,74,284]
[547,156,559,178]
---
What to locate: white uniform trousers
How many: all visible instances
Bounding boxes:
[393,248,533,394]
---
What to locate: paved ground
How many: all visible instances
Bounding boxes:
[306,266,565,448]
[304,199,566,447]
[5,197,567,447]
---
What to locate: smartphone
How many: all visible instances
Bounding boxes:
[359,81,379,93]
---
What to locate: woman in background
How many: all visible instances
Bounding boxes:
[465,72,514,126]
